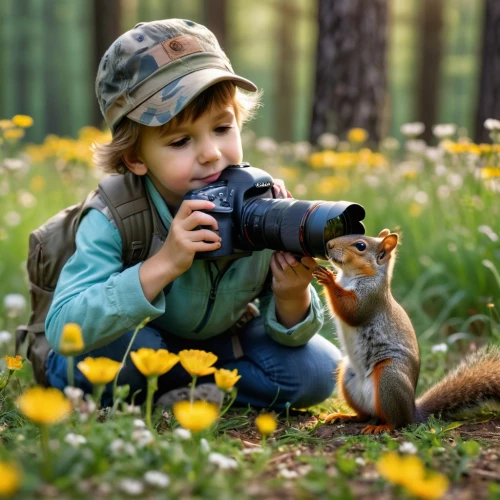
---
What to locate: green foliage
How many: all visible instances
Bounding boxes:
[1,125,499,497]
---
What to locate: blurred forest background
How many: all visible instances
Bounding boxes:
[0,0,496,146]
[0,0,498,344]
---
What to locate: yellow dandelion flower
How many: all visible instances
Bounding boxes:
[347,128,368,143]
[5,355,23,371]
[399,455,427,484]
[316,176,351,195]
[17,387,72,425]
[0,461,21,497]
[479,143,492,154]
[322,151,337,167]
[403,170,418,180]
[309,152,326,168]
[377,452,405,485]
[30,175,46,192]
[0,119,14,129]
[130,348,179,377]
[12,115,33,128]
[334,152,357,169]
[409,202,423,217]
[77,126,103,142]
[178,349,218,377]
[467,144,481,156]
[255,413,277,436]
[405,472,449,500]
[368,152,389,168]
[3,128,25,140]
[214,368,241,392]
[173,400,219,432]
[481,167,500,179]
[59,323,84,355]
[277,166,299,181]
[377,452,425,486]
[77,357,122,385]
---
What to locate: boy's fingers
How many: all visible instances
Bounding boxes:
[192,241,222,253]
[177,200,216,218]
[281,251,299,267]
[183,211,219,231]
[191,229,221,243]
[270,253,286,278]
[273,252,298,277]
[300,257,317,270]
[272,178,293,199]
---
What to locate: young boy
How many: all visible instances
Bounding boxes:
[45,19,340,408]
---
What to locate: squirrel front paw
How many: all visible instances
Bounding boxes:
[313,265,336,285]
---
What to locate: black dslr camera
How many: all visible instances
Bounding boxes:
[181,163,365,260]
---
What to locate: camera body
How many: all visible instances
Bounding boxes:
[181,163,366,260]
[182,163,273,259]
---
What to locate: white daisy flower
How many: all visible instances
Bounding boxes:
[144,470,170,488]
[208,452,238,470]
[431,343,448,353]
[119,479,143,496]
[64,433,87,448]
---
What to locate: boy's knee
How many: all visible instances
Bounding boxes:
[284,336,340,408]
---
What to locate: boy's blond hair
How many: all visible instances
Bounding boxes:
[93,81,261,175]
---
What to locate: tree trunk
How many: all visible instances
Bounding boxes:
[475,0,500,143]
[310,0,388,145]
[416,0,444,144]
[92,0,121,128]
[276,1,296,142]
[203,0,227,51]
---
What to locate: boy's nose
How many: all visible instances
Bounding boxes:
[198,140,221,164]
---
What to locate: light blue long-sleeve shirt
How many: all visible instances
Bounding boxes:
[46,176,324,354]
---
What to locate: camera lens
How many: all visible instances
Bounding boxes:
[241,199,365,258]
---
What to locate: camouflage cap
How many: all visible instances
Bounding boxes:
[96,19,258,133]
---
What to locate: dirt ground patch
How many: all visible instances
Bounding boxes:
[228,416,500,499]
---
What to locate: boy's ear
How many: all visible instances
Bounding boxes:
[122,150,148,176]
[376,234,398,264]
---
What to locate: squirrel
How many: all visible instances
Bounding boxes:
[313,229,500,434]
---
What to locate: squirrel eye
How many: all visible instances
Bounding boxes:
[354,241,366,251]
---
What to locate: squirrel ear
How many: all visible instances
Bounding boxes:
[377,228,390,238]
[377,234,398,264]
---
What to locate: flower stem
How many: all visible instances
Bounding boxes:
[189,375,198,405]
[39,424,52,481]
[218,388,237,419]
[93,384,105,419]
[0,371,13,394]
[67,356,75,388]
[145,376,158,432]
[112,317,150,406]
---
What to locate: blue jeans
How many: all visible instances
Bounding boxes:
[46,317,341,410]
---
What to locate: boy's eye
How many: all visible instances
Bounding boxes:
[215,126,231,134]
[170,137,189,148]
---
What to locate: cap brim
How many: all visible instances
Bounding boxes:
[126,68,257,127]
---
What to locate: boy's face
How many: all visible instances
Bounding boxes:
[136,104,243,209]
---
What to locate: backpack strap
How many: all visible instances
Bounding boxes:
[88,173,167,266]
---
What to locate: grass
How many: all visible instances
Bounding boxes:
[0,127,499,498]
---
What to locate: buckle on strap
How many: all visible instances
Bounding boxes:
[130,241,145,262]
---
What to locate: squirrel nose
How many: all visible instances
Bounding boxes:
[327,240,335,250]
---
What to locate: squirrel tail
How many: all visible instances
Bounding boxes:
[415,345,500,423]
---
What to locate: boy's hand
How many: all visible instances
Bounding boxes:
[270,252,317,328]
[272,178,292,199]
[160,200,221,277]
[271,252,317,299]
